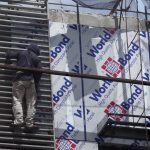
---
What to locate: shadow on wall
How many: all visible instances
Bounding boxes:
[50,22,130,142]
[50,23,106,101]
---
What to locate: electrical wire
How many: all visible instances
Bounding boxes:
[135,0,149,147]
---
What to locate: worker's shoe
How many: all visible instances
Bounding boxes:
[10,122,24,128]
[10,122,24,132]
[25,124,39,133]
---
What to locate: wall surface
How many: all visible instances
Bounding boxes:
[49,21,150,149]
[48,0,150,149]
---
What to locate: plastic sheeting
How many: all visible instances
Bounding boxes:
[72,0,118,9]
[49,21,150,149]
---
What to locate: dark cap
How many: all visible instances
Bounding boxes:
[27,43,40,56]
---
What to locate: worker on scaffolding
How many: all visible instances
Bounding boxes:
[5,43,42,132]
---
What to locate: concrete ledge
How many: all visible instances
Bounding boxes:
[48,9,147,31]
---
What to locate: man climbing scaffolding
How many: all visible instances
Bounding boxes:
[5,43,42,132]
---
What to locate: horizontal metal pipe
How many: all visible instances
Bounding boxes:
[0,41,48,49]
[0,19,48,28]
[108,113,150,118]
[0,47,49,56]
[0,8,47,18]
[0,3,46,11]
[109,121,149,127]
[0,0,46,6]
[0,64,150,86]
[0,35,48,44]
[0,24,48,33]
[0,13,47,21]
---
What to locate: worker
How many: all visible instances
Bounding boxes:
[5,43,42,132]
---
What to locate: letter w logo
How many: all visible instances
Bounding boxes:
[72,61,88,73]
[74,106,90,118]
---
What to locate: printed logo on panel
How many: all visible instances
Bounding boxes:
[53,77,72,105]
[101,57,123,78]
[104,101,127,121]
[56,139,77,150]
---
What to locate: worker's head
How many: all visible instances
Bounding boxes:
[27,43,40,56]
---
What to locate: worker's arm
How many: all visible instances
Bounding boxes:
[34,60,42,84]
[5,51,19,64]
[33,59,42,92]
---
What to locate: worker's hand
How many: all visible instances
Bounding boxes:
[5,58,12,64]
[5,50,11,64]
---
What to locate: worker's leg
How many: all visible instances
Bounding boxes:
[12,81,25,125]
[25,80,36,127]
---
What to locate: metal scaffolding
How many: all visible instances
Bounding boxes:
[48,0,150,150]
[1,0,150,150]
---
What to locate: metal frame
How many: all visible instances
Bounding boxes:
[0,64,150,86]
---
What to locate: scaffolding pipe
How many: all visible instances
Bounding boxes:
[108,121,150,127]
[108,113,150,119]
[0,64,150,86]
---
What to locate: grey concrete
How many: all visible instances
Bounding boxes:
[48,10,147,31]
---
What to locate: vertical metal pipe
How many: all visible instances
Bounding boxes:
[76,4,87,140]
